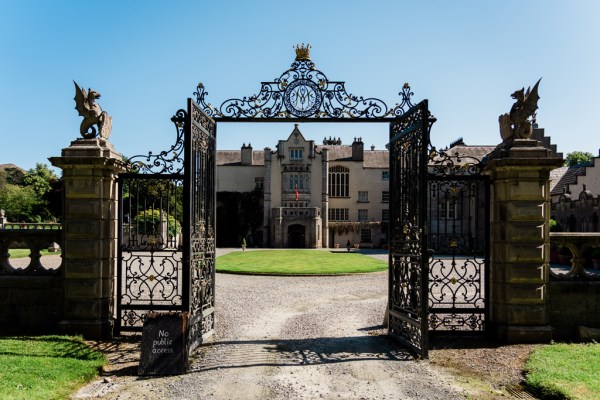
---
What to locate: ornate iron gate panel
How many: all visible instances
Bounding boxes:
[428,151,490,332]
[117,99,216,352]
[186,99,216,350]
[117,175,184,330]
[388,101,433,358]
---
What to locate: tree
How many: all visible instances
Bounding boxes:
[564,151,594,167]
[22,163,58,198]
[0,184,40,221]
[0,163,61,222]
[0,164,26,185]
[22,164,61,222]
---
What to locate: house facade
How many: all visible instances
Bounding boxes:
[216,123,567,248]
[550,156,600,232]
[216,124,389,248]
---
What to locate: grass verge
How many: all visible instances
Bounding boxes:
[216,250,387,274]
[525,342,600,400]
[0,335,105,400]
[8,249,61,258]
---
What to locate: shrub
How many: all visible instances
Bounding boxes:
[549,218,562,232]
[134,209,181,237]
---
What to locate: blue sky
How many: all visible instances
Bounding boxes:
[1,1,599,171]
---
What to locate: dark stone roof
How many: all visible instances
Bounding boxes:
[317,145,389,168]
[216,144,495,169]
[217,150,265,166]
[550,165,587,196]
[438,145,495,163]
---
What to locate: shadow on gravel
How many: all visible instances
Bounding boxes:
[190,335,413,373]
[357,324,385,331]
[88,334,142,376]
[429,335,508,350]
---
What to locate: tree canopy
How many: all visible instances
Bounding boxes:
[0,163,61,222]
[564,151,594,167]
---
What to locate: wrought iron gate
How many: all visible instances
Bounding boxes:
[427,148,489,332]
[116,99,216,352]
[114,46,458,359]
[388,101,433,358]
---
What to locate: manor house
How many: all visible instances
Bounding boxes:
[216,124,564,249]
[216,124,389,248]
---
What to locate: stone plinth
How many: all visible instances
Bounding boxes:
[484,138,563,342]
[50,139,126,339]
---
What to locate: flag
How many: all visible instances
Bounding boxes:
[295,187,299,201]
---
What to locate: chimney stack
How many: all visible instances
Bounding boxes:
[241,143,253,165]
[352,137,364,161]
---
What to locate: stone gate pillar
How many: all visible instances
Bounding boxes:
[50,139,125,339]
[483,138,562,342]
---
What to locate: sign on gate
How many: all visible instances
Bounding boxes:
[138,312,189,375]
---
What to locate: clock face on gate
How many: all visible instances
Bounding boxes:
[284,79,322,117]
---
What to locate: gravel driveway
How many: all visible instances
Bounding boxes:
[78,253,468,400]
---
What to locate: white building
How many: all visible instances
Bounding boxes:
[216,124,389,248]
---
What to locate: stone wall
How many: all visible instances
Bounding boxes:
[0,276,63,334]
[549,281,600,340]
[0,223,64,334]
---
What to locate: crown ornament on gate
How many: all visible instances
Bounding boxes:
[294,43,311,60]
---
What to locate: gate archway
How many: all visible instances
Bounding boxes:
[114,45,480,359]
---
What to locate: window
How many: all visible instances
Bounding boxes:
[290,148,303,160]
[255,177,264,190]
[328,208,349,221]
[358,209,368,221]
[382,209,390,222]
[382,170,390,180]
[440,200,456,219]
[288,174,305,191]
[361,228,372,243]
[382,191,390,203]
[358,191,369,202]
[328,165,349,197]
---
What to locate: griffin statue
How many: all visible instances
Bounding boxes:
[73,81,112,140]
[499,78,541,141]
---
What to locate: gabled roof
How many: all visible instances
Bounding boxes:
[550,165,587,196]
[287,124,306,142]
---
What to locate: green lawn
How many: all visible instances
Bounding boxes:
[216,250,387,274]
[8,249,60,258]
[0,335,105,400]
[525,342,600,400]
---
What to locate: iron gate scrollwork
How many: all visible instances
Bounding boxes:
[187,99,216,350]
[194,45,415,122]
[117,99,216,352]
[115,46,459,359]
[388,101,433,358]
[427,146,489,332]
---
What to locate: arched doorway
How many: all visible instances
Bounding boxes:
[288,224,305,248]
